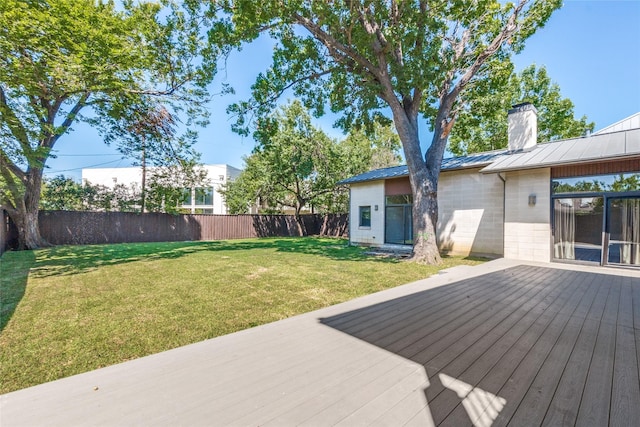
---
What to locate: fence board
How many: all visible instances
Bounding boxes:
[28,211,346,248]
[0,209,6,256]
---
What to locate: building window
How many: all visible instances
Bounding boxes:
[552,172,640,194]
[386,194,413,205]
[181,188,192,205]
[195,187,214,205]
[359,206,371,227]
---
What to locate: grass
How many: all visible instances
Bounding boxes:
[0,237,486,394]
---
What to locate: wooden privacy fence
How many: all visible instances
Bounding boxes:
[0,209,9,256]
[1,211,347,248]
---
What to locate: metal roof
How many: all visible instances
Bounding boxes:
[593,112,640,135]
[339,150,508,185]
[480,128,640,173]
[340,114,640,185]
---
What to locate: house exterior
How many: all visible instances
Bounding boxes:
[82,164,241,214]
[341,105,640,268]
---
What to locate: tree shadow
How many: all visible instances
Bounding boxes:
[29,237,400,279]
[318,265,614,425]
[1,250,36,332]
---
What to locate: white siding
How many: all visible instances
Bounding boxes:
[437,168,504,257]
[503,168,551,262]
[349,181,385,246]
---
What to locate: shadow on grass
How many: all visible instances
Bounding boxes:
[29,237,401,278]
[1,250,36,332]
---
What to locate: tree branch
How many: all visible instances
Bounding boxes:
[47,91,90,148]
[0,165,23,213]
[293,13,384,82]
[0,150,27,182]
[453,0,527,98]
[0,86,33,156]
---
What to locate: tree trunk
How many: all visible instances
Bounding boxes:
[141,139,147,213]
[390,106,442,264]
[294,201,307,236]
[9,209,44,250]
[410,174,442,264]
[7,169,49,250]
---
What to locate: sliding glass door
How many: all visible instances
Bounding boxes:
[552,197,603,263]
[385,195,413,245]
[552,171,640,267]
[606,197,640,266]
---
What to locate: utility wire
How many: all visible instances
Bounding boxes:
[52,153,122,157]
[47,158,126,174]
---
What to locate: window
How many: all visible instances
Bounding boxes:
[195,187,214,206]
[552,172,640,194]
[359,206,371,227]
[386,194,413,205]
[181,188,192,205]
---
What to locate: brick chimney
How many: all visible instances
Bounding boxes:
[507,103,538,152]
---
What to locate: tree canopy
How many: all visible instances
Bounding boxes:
[223,105,403,218]
[212,0,562,263]
[449,64,595,155]
[0,0,219,249]
[222,100,342,233]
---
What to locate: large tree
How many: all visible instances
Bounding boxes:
[222,100,341,234]
[449,64,595,155]
[0,0,218,249]
[215,0,561,263]
[223,103,402,217]
[340,121,403,174]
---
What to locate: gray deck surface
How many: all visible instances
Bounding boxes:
[2,259,640,426]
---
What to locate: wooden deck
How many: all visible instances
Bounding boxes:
[1,260,639,426]
[321,264,640,426]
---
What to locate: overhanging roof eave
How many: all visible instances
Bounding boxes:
[480,153,640,174]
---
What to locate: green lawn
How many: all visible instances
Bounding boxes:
[0,237,486,394]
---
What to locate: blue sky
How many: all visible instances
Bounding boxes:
[46,0,640,180]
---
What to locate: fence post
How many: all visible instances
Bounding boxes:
[0,209,5,256]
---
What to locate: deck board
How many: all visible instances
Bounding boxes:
[430,269,587,425]
[3,261,640,427]
[574,276,620,427]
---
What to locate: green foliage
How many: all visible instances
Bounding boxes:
[40,176,87,211]
[40,175,140,212]
[449,65,595,155]
[40,167,205,214]
[552,172,640,195]
[222,102,403,215]
[222,100,343,216]
[212,0,561,261]
[217,1,561,136]
[0,0,219,247]
[340,122,403,173]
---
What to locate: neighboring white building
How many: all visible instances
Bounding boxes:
[82,164,241,214]
[341,105,640,268]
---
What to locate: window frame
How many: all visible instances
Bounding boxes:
[359,205,372,228]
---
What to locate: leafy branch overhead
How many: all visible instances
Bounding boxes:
[0,0,219,249]
[213,0,562,263]
[222,101,402,219]
[449,64,595,155]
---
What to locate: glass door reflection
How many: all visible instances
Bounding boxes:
[606,198,640,266]
[553,197,604,263]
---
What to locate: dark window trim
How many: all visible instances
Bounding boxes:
[359,205,371,227]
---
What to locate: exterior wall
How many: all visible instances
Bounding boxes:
[503,168,551,262]
[82,164,241,214]
[385,177,412,196]
[82,167,142,188]
[437,168,504,257]
[349,181,385,246]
